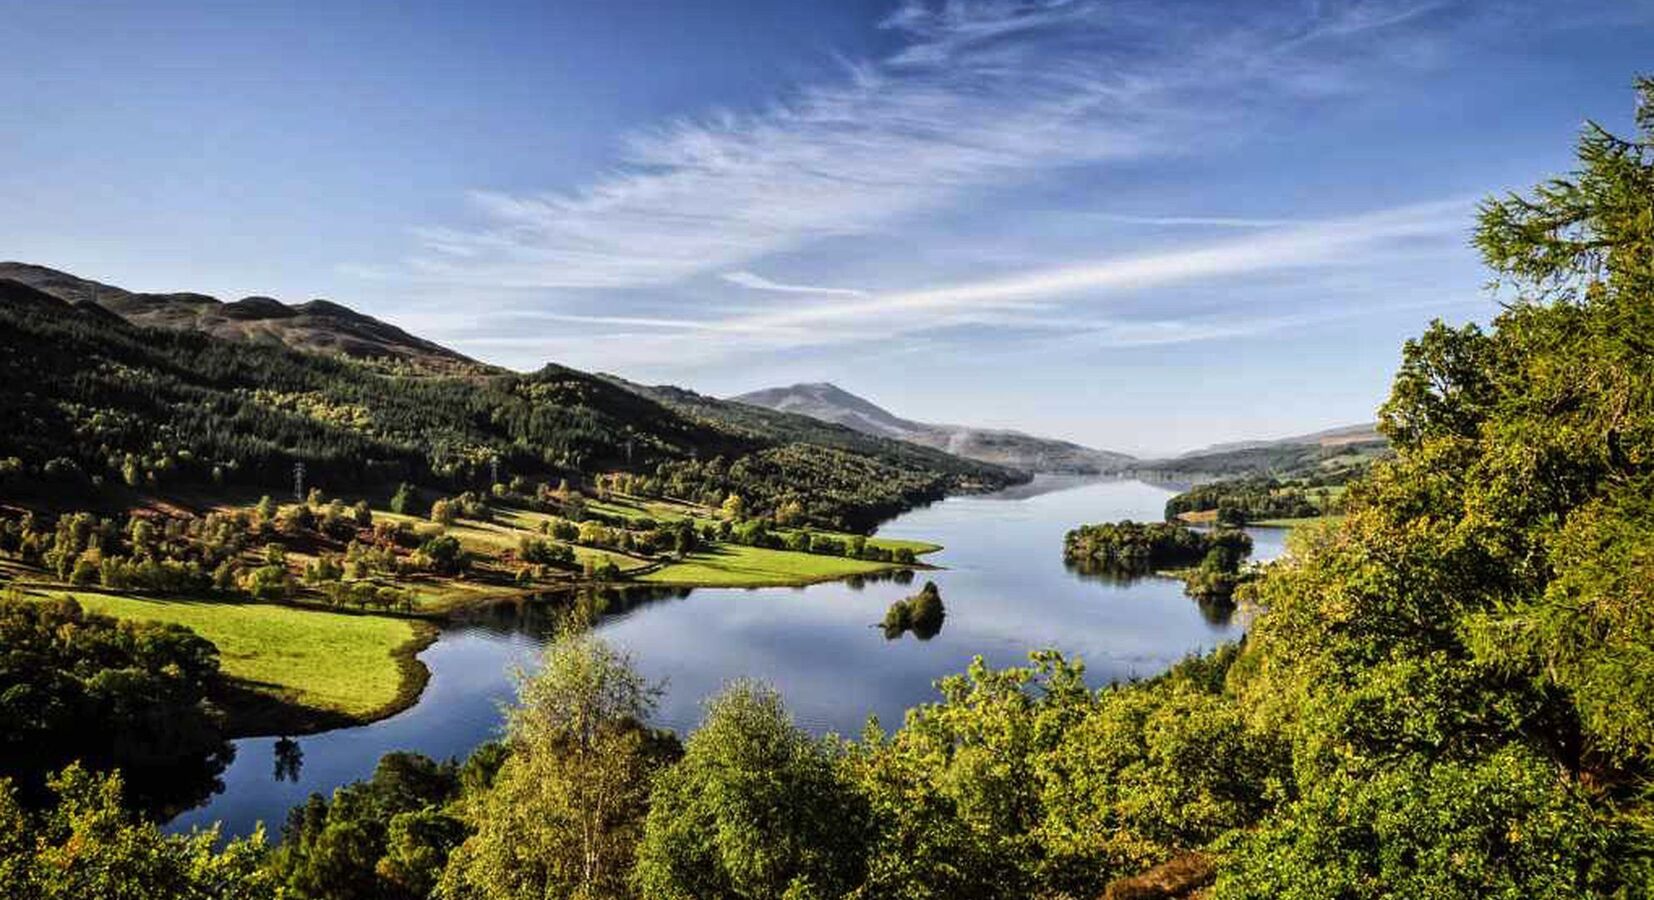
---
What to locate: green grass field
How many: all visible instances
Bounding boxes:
[586,495,700,523]
[865,536,942,554]
[39,589,431,726]
[1250,514,1345,529]
[639,543,898,587]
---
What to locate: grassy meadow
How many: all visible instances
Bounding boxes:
[26,587,434,733]
[639,543,899,587]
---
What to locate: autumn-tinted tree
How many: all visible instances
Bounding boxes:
[441,633,676,900]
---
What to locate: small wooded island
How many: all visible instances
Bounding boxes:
[881,580,946,639]
[1062,520,1253,600]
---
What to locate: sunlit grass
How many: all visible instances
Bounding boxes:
[639,543,895,587]
[36,588,427,721]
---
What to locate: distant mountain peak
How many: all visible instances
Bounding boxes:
[730,383,1134,475]
[293,298,372,321]
[222,296,298,320]
[736,382,915,433]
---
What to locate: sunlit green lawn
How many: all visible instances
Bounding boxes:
[1249,514,1346,529]
[41,589,427,721]
[639,543,899,587]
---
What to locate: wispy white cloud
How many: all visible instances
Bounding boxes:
[393,0,1466,292]
[1088,213,1301,229]
[1284,0,1454,47]
[689,197,1469,334]
[453,196,1473,370]
[720,270,866,297]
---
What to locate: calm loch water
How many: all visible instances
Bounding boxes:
[170,477,1284,839]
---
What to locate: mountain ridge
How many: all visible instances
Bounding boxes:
[0,261,487,375]
[1178,422,1383,458]
[1142,422,1389,479]
[597,375,1020,487]
[730,382,1136,475]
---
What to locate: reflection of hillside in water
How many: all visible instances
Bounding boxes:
[453,569,924,638]
[1063,558,1234,627]
[123,743,235,824]
[971,475,1122,502]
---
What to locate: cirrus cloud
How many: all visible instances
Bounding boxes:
[395,0,1474,292]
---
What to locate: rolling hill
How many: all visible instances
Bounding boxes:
[1141,423,1390,478]
[730,382,1135,475]
[0,262,487,375]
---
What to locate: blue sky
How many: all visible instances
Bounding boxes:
[3,1,1651,455]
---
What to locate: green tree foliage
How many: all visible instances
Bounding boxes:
[1214,78,1654,895]
[303,554,345,585]
[388,482,418,516]
[848,649,1285,898]
[270,751,471,900]
[1164,476,1325,525]
[517,534,576,568]
[0,764,277,900]
[442,632,675,900]
[882,580,946,640]
[652,443,1001,533]
[1216,746,1622,898]
[241,561,292,601]
[1063,520,1251,578]
[635,682,869,900]
[417,534,466,575]
[1040,651,1287,893]
[0,593,227,809]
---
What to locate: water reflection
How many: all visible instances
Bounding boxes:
[1061,562,1237,626]
[273,737,303,783]
[123,744,235,822]
[1193,594,1237,627]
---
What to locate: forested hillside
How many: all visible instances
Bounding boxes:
[0,277,1016,530]
[1142,429,1389,479]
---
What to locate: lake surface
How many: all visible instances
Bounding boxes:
[170,477,1285,839]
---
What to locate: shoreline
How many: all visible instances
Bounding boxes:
[218,620,440,738]
[270,548,945,736]
[3,483,953,745]
[19,543,946,743]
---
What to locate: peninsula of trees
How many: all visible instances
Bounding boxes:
[1063,520,1250,575]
